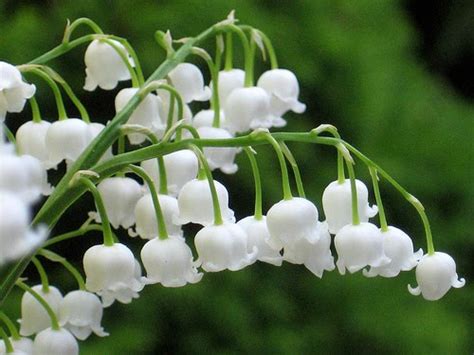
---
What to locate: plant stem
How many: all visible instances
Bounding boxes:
[100,38,139,88]
[280,142,305,198]
[109,35,145,85]
[239,26,278,69]
[62,18,103,43]
[244,147,263,220]
[0,327,13,353]
[0,312,20,341]
[345,158,360,225]
[369,167,388,232]
[224,32,233,70]
[38,250,86,290]
[31,257,49,293]
[41,224,103,248]
[29,96,42,123]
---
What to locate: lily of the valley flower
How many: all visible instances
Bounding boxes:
[408,252,465,301]
[363,226,423,278]
[192,109,226,129]
[194,222,257,272]
[0,337,33,354]
[257,69,306,119]
[0,61,36,121]
[212,68,245,105]
[322,179,378,234]
[168,63,211,103]
[19,285,63,337]
[92,177,143,230]
[59,290,108,340]
[16,120,51,165]
[83,39,134,91]
[197,126,239,174]
[33,327,78,355]
[83,243,144,307]
[175,178,235,226]
[334,222,390,275]
[141,237,202,286]
[237,216,283,266]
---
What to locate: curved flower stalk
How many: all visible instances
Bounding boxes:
[197,126,239,174]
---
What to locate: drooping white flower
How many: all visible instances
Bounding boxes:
[45,118,93,169]
[284,221,335,278]
[132,193,182,239]
[87,122,113,162]
[115,88,164,144]
[212,68,245,105]
[363,226,423,278]
[197,126,239,174]
[168,63,211,103]
[59,290,108,340]
[195,222,257,272]
[334,222,390,275]
[266,197,321,248]
[175,178,235,226]
[0,154,51,203]
[322,179,378,234]
[0,61,36,121]
[257,69,306,119]
[408,252,465,301]
[0,191,47,265]
[83,39,134,91]
[237,216,283,266]
[19,285,63,336]
[141,237,203,286]
[83,243,144,307]
[223,86,275,133]
[192,109,226,129]
[141,149,199,197]
[0,337,33,354]
[91,177,142,229]
[33,327,78,355]
[15,120,51,164]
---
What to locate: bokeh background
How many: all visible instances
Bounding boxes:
[1,0,473,354]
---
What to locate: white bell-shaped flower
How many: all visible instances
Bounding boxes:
[141,237,203,286]
[115,88,164,144]
[168,63,211,103]
[141,149,199,197]
[213,68,245,105]
[16,120,51,164]
[92,177,142,229]
[0,154,51,203]
[84,39,134,91]
[0,191,47,264]
[0,337,33,354]
[363,226,423,278]
[45,118,93,169]
[223,86,275,133]
[195,222,257,272]
[237,216,283,266]
[266,197,321,248]
[0,61,36,121]
[19,285,63,336]
[408,252,465,301]
[175,178,235,226]
[87,122,113,162]
[197,126,239,174]
[83,243,143,307]
[257,69,306,118]
[132,193,182,239]
[284,221,335,278]
[33,327,78,355]
[58,290,108,340]
[192,109,226,129]
[335,222,390,275]
[322,179,378,234]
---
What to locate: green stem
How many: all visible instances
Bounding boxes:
[79,177,114,246]
[240,26,278,69]
[2,124,16,145]
[41,224,103,248]
[155,84,184,132]
[189,145,223,225]
[167,94,175,135]
[25,68,67,120]
[337,152,345,184]
[226,25,252,87]
[157,157,168,195]
[29,96,42,123]
[100,38,139,88]
[224,32,233,70]
[369,167,388,232]
[215,36,223,71]
[38,250,86,290]
[0,312,20,341]
[128,165,168,239]
[109,35,145,86]
[0,327,13,353]
[31,257,49,293]
[280,142,305,198]
[345,159,360,225]
[244,147,263,220]
[16,281,60,331]
[62,18,103,43]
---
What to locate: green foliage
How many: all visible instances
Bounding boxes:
[1,0,472,353]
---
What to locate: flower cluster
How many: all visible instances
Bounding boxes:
[0,16,465,354]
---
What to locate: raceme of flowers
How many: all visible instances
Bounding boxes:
[0,15,465,354]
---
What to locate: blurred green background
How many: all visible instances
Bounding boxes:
[1,0,473,354]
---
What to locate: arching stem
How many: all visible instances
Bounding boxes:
[244,147,263,220]
[38,249,86,290]
[31,257,49,293]
[0,312,20,341]
[280,142,305,198]
[369,167,388,232]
